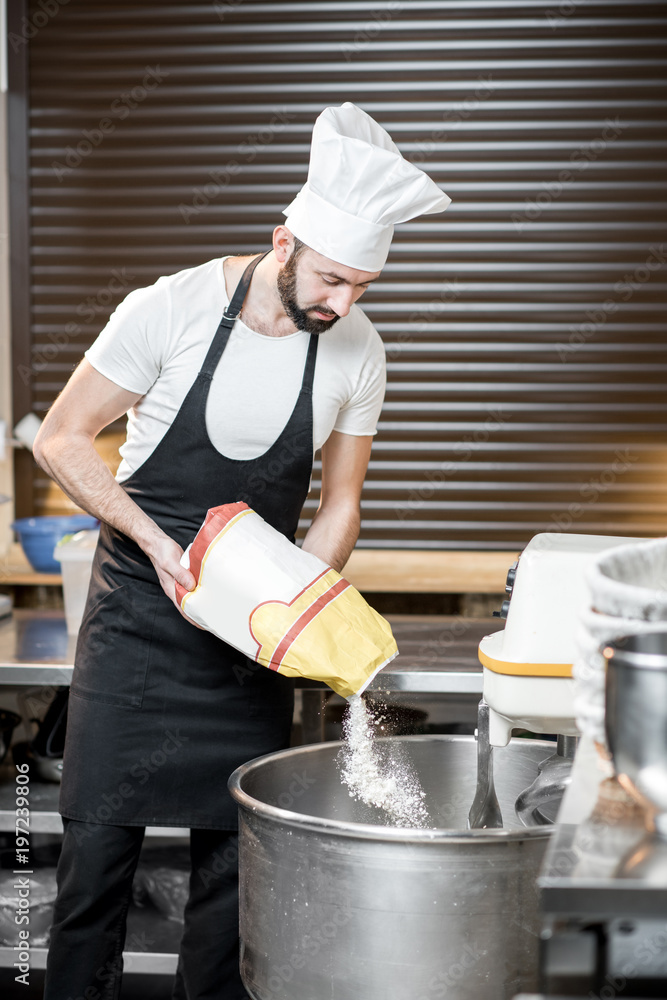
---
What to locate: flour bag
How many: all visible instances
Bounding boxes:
[175,502,398,699]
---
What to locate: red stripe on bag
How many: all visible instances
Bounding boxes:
[175,502,249,606]
[268,577,351,670]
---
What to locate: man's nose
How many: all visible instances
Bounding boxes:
[326,287,355,318]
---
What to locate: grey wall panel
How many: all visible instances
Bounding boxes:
[20,0,667,546]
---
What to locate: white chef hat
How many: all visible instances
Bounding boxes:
[283,102,451,272]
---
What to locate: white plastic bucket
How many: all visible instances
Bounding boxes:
[53,529,99,636]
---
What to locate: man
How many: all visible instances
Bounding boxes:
[35,102,450,999]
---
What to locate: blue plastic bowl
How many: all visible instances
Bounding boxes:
[11,515,99,574]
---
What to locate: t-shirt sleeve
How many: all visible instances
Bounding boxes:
[84,278,171,395]
[333,320,387,437]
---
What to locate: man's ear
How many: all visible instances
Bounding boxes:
[272,225,294,264]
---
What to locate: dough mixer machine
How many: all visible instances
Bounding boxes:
[469,531,638,829]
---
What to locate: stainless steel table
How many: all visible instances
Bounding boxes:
[0,608,488,685]
[0,607,489,812]
[0,608,488,741]
[538,736,667,997]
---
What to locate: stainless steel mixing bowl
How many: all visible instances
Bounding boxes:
[604,630,667,837]
[230,734,556,1000]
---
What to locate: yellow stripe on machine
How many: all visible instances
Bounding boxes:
[478,644,573,678]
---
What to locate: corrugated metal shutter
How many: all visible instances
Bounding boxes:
[18,0,667,548]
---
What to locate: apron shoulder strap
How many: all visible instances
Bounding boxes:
[300,334,319,397]
[201,250,271,379]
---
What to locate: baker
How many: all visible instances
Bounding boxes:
[35,102,450,1000]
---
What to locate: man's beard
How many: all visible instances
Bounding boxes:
[276,250,341,336]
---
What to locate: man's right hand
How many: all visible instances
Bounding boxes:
[145,531,197,609]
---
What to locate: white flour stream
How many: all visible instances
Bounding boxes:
[340,695,430,828]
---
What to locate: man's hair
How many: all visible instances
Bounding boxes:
[291,235,307,260]
[234,237,306,263]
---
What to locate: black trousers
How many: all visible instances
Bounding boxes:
[44,819,249,1000]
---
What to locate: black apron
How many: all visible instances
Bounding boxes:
[60,252,319,829]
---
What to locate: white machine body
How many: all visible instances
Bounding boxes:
[480,532,638,747]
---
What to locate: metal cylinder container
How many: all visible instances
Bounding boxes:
[229,735,556,1000]
[604,630,667,836]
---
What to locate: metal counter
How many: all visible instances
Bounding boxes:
[0,608,488,690]
[538,736,667,997]
[0,608,489,828]
[0,607,489,824]
[0,609,488,743]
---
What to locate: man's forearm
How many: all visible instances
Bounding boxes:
[34,431,165,557]
[301,502,361,572]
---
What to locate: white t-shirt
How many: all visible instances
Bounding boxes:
[85,256,387,483]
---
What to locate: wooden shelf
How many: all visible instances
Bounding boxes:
[342,549,518,593]
[0,544,62,586]
[1,543,518,593]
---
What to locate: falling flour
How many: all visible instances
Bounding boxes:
[340,695,430,828]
